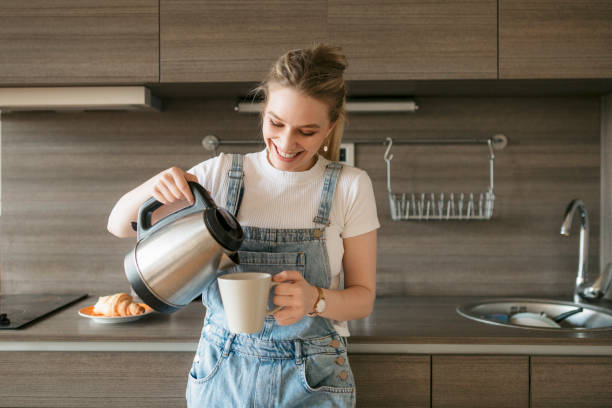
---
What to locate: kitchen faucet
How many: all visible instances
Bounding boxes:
[560,199,612,302]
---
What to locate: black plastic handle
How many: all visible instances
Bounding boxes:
[552,307,583,323]
[136,181,216,241]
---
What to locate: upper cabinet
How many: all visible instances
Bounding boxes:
[160,1,327,82]
[161,0,497,83]
[2,1,611,86]
[500,0,612,79]
[328,0,498,80]
[0,1,159,85]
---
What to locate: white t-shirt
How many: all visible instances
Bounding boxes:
[189,149,380,336]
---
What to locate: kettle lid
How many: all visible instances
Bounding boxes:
[204,207,244,251]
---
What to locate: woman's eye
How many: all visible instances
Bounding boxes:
[269,118,315,135]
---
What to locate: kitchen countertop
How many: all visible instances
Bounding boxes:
[2,295,612,355]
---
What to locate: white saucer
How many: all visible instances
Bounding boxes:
[78,304,155,324]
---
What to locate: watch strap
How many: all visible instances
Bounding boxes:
[307,286,325,317]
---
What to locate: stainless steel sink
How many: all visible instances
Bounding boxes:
[457,298,612,331]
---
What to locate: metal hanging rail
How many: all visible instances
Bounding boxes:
[201,134,508,153]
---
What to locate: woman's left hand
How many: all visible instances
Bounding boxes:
[272,270,319,326]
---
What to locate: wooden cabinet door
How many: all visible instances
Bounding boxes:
[432,355,529,408]
[350,354,430,408]
[531,356,612,408]
[500,0,612,78]
[0,351,193,407]
[0,1,159,85]
[328,0,497,80]
[160,1,327,83]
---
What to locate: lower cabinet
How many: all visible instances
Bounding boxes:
[432,355,529,408]
[351,354,530,408]
[531,356,612,408]
[0,351,432,408]
[351,354,430,407]
[0,351,194,408]
[2,351,611,407]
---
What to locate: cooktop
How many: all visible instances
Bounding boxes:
[0,293,88,330]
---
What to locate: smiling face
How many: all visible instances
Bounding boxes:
[262,85,334,172]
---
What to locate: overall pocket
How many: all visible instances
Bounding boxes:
[299,351,355,394]
[234,250,305,275]
[188,337,226,384]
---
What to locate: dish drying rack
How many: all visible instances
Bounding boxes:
[384,134,507,221]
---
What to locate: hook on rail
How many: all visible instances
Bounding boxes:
[383,137,394,163]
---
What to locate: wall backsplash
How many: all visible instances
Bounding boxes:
[0,96,600,298]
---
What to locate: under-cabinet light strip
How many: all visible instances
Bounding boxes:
[235,99,419,114]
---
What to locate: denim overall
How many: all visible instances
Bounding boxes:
[186,154,356,408]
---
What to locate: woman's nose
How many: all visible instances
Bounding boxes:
[276,129,296,150]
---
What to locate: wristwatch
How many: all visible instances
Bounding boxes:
[307,286,326,317]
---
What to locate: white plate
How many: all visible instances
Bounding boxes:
[509,312,561,328]
[78,304,155,324]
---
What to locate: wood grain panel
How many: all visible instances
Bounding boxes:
[0,97,601,297]
[0,351,194,407]
[0,0,159,85]
[160,0,327,82]
[432,355,529,408]
[353,96,600,296]
[329,0,497,80]
[350,354,430,408]
[531,356,612,408]
[500,0,612,79]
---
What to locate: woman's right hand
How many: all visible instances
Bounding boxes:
[151,167,199,205]
[107,166,202,238]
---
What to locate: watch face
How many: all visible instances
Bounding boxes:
[316,298,326,313]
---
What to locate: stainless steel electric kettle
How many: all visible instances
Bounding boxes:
[124,181,244,313]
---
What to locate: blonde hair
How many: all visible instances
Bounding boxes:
[253,44,348,161]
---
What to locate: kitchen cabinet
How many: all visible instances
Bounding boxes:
[160,0,327,82]
[161,0,496,83]
[431,355,529,408]
[0,351,431,407]
[4,1,611,86]
[531,356,612,408]
[4,350,612,407]
[0,351,193,408]
[0,1,159,85]
[350,354,430,408]
[499,0,612,79]
[328,0,498,80]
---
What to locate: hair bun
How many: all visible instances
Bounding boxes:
[310,44,348,73]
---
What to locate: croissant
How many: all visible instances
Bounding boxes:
[93,293,145,317]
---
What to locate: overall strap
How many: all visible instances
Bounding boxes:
[225,154,244,216]
[313,161,343,226]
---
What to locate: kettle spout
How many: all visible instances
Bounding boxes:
[218,251,239,271]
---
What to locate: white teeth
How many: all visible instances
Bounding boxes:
[278,150,298,158]
[274,144,299,158]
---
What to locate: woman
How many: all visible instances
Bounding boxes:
[107,44,379,407]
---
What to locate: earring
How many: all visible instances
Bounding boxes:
[323,144,328,152]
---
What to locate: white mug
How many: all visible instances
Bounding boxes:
[217,272,281,334]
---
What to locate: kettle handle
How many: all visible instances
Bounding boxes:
[136,181,216,241]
